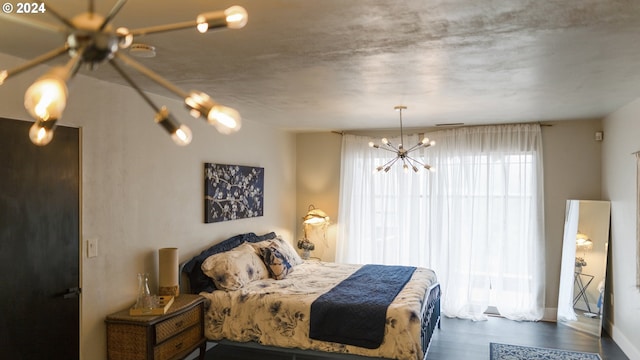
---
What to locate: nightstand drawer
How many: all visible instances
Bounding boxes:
[155,305,202,343]
[154,325,202,360]
[106,294,207,360]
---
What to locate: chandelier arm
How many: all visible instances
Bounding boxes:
[42,1,76,30]
[109,59,161,113]
[383,142,400,152]
[405,142,426,153]
[129,20,199,37]
[405,154,433,170]
[404,157,422,173]
[1,45,69,84]
[114,52,190,99]
[0,12,67,34]
[376,157,396,170]
[405,154,426,166]
[62,47,85,79]
[375,146,399,154]
[98,0,128,31]
[384,156,401,169]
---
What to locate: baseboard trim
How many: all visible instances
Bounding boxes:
[542,307,558,322]
[606,319,640,360]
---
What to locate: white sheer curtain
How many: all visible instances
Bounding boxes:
[557,200,579,321]
[337,124,545,321]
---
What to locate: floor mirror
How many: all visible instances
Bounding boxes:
[557,200,611,337]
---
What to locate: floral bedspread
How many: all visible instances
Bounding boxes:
[199,260,438,360]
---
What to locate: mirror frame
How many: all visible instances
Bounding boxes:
[557,199,611,337]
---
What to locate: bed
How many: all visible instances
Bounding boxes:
[181,232,441,360]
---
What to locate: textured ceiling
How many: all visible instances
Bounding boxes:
[2,0,640,132]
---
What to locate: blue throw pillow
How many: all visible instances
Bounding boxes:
[259,245,293,280]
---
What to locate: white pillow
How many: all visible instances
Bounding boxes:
[201,242,269,291]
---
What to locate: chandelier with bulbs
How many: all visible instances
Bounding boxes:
[0,0,248,146]
[369,105,435,173]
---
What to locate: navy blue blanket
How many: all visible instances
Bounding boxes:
[309,264,416,349]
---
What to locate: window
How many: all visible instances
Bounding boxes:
[337,124,545,321]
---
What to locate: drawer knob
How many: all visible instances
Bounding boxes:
[175,342,183,350]
[175,320,184,328]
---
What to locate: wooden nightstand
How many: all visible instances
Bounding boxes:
[105,294,207,360]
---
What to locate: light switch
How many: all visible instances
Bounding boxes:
[87,238,98,258]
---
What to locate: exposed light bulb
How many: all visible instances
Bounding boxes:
[171,125,193,146]
[196,6,247,33]
[116,27,133,48]
[0,70,7,85]
[185,91,241,134]
[382,138,389,145]
[29,120,56,146]
[224,6,248,29]
[207,105,241,134]
[24,69,68,122]
[155,107,192,146]
[196,19,211,33]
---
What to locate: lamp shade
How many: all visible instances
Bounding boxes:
[158,248,179,296]
[576,232,593,250]
[303,205,329,224]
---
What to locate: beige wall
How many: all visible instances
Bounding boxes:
[541,120,604,314]
[602,98,640,359]
[295,132,342,262]
[296,119,605,318]
[0,53,297,360]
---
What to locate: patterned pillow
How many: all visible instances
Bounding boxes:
[259,245,293,280]
[183,232,276,294]
[251,235,303,266]
[201,243,269,291]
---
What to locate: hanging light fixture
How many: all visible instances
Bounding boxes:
[0,0,248,146]
[369,105,435,173]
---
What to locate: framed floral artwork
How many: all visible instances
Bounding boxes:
[204,163,264,223]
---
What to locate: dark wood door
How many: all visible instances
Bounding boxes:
[0,117,80,359]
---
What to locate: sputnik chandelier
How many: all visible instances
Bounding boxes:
[0,0,248,146]
[369,105,435,173]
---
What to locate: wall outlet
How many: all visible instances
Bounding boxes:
[87,238,98,258]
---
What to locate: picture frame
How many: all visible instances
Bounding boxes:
[204,163,264,223]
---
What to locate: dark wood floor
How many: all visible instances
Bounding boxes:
[203,316,629,360]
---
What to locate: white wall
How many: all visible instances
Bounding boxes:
[0,53,297,360]
[602,99,640,360]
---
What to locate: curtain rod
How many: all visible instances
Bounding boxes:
[334,121,552,136]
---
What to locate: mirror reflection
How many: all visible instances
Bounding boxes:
[558,200,611,337]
